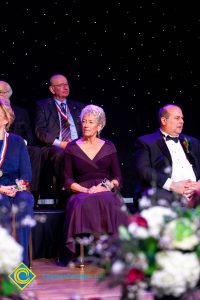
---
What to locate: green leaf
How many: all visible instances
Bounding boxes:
[118,226,131,241]
[144,263,157,276]
[174,220,193,241]
[193,205,200,216]
[1,276,19,296]
[195,245,200,258]
[182,209,193,219]
[140,237,158,255]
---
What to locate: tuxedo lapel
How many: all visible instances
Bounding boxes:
[179,135,189,154]
[180,135,192,160]
[180,135,198,177]
[67,100,82,133]
[157,135,172,165]
[47,98,59,127]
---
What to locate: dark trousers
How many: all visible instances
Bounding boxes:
[0,191,34,267]
[40,146,67,206]
[28,146,42,193]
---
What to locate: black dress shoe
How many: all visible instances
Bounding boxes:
[57,249,77,267]
[56,260,68,267]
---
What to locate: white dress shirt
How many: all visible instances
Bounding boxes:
[53,99,78,146]
[161,131,196,191]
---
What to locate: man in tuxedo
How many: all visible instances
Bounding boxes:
[35,73,85,206]
[133,104,200,205]
[0,80,42,205]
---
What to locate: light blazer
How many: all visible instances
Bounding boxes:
[133,130,200,197]
[35,98,85,146]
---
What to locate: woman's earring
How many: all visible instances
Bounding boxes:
[97,131,100,138]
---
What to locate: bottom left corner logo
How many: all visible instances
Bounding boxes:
[8,262,36,290]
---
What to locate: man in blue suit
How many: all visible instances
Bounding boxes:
[35,74,85,206]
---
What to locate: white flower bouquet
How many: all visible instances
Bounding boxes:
[15,179,30,191]
[0,226,23,298]
[90,202,200,299]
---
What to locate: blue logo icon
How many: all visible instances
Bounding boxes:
[8,262,36,290]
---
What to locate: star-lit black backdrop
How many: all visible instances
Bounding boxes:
[1,1,200,196]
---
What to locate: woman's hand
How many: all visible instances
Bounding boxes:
[88,184,109,194]
[111,179,119,188]
[71,179,119,194]
[0,185,17,197]
[88,179,120,194]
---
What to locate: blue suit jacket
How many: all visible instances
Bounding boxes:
[0,133,32,186]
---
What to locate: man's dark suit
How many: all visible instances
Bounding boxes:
[10,105,35,145]
[35,98,85,204]
[35,98,84,145]
[10,105,41,195]
[133,130,200,202]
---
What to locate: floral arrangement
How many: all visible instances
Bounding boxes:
[15,179,30,191]
[90,197,200,299]
[0,226,23,298]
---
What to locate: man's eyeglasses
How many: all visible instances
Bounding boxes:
[52,83,70,88]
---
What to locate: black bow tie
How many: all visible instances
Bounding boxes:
[166,135,179,143]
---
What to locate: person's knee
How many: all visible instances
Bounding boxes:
[0,195,12,227]
[28,146,42,161]
[52,151,65,164]
[15,192,34,214]
[0,194,11,209]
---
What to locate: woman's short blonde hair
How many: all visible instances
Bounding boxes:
[80,104,106,130]
[0,98,15,130]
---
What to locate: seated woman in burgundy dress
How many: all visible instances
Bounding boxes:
[64,104,128,255]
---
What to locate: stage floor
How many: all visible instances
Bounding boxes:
[21,259,121,300]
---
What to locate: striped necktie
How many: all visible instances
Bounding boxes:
[60,103,71,141]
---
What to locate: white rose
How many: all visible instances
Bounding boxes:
[163,218,199,250]
[141,206,176,238]
[0,226,23,274]
[151,251,200,297]
[151,270,186,297]
[128,223,149,239]
[111,260,125,274]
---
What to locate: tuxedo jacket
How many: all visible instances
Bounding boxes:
[35,98,85,146]
[133,130,200,196]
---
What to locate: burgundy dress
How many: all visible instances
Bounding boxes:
[64,139,128,253]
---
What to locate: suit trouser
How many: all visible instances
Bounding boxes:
[41,146,65,193]
[28,146,42,192]
[0,191,34,266]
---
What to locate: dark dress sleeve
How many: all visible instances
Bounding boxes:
[63,145,76,190]
[109,144,123,186]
